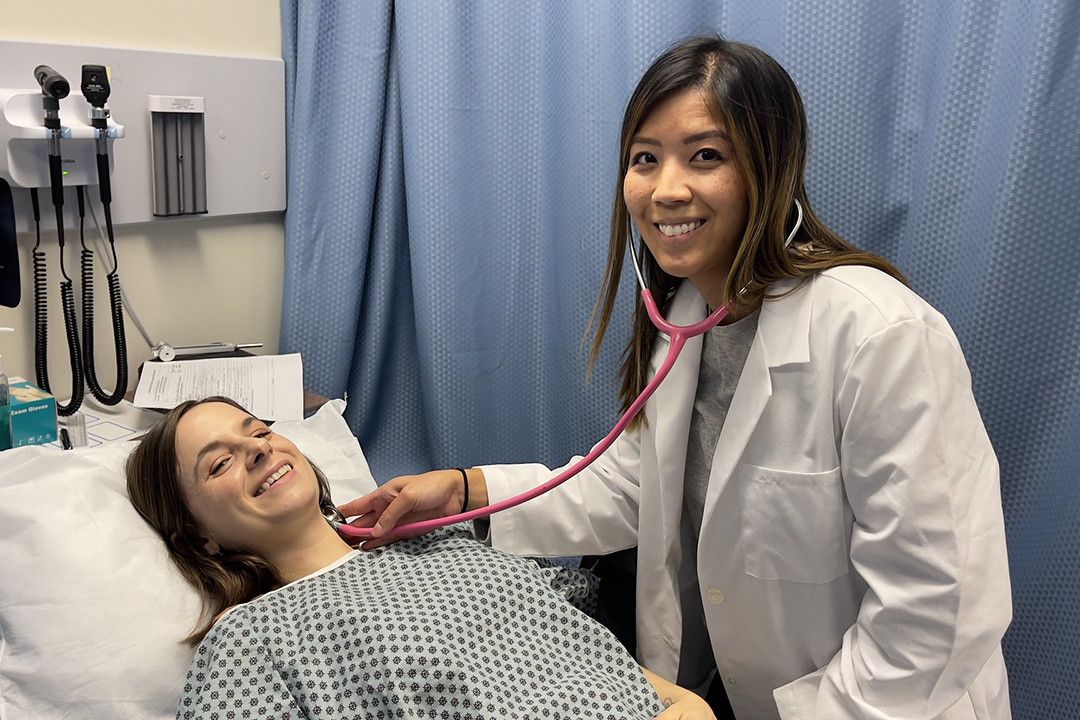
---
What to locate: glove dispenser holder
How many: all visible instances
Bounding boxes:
[150,96,207,216]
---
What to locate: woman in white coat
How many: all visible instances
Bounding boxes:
[341,36,1012,720]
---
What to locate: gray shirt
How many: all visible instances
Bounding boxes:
[684,308,760,539]
[678,308,759,688]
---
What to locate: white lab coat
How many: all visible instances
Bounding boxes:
[481,266,1012,720]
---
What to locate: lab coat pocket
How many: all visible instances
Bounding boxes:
[737,464,848,584]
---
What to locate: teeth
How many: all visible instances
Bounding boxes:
[255,464,292,496]
[658,220,703,237]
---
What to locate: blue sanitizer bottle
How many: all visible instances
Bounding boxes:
[0,352,11,451]
[0,326,11,451]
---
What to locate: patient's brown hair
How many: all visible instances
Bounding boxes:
[125,396,335,646]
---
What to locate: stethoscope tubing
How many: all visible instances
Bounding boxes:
[338,200,803,540]
[337,294,727,540]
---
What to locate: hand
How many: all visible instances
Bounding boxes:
[335,469,475,550]
[641,668,716,720]
[651,695,716,720]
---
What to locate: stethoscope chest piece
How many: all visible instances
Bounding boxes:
[323,505,347,532]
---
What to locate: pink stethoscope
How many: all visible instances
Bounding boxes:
[333,200,803,540]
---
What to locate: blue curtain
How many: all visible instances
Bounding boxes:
[280,2,1080,717]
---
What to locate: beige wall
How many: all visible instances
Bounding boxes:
[0,0,285,399]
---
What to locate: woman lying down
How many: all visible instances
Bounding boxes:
[126,397,712,720]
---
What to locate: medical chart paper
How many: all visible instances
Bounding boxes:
[133,353,304,421]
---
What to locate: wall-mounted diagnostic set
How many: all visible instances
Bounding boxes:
[0,40,285,415]
[0,62,129,416]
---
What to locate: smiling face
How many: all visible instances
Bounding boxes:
[174,402,322,556]
[623,88,749,309]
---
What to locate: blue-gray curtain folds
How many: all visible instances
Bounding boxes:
[279,2,1080,718]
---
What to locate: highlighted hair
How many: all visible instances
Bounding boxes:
[585,36,904,427]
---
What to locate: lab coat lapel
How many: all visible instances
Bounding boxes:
[652,285,707,552]
[702,278,814,518]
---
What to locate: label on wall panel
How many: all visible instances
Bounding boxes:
[148,95,205,113]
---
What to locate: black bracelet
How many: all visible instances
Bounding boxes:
[455,468,469,513]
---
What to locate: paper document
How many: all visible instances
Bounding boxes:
[133,353,304,421]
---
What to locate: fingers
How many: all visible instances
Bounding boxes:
[336,480,408,528]
[334,471,461,547]
[335,480,432,540]
[336,486,393,519]
[334,488,398,548]
[368,491,422,537]
[357,536,393,551]
[346,512,379,530]
[650,698,715,720]
[335,497,372,518]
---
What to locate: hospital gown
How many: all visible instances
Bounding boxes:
[177,526,665,719]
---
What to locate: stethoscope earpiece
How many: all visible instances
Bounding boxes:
[788,198,804,249]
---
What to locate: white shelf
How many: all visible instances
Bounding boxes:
[0,38,285,231]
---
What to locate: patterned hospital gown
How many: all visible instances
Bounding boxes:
[178,527,665,719]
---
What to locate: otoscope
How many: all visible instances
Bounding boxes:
[78,64,128,406]
[34,65,69,210]
[31,65,84,416]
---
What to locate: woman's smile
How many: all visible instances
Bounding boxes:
[255,463,294,497]
[656,219,706,239]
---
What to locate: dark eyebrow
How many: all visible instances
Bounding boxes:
[193,414,260,478]
[630,135,662,147]
[683,130,730,145]
[629,130,731,148]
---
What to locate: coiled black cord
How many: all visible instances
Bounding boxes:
[78,186,127,405]
[30,187,85,416]
[57,279,84,416]
[31,189,48,389]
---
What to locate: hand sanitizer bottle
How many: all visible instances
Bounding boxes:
[0,334,11,451]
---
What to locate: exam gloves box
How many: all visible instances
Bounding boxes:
[9,380,57,447]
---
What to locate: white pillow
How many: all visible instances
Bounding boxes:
[0,399,376,720]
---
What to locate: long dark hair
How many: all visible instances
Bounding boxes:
[586,36,905,426]
[125,396,336,646]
